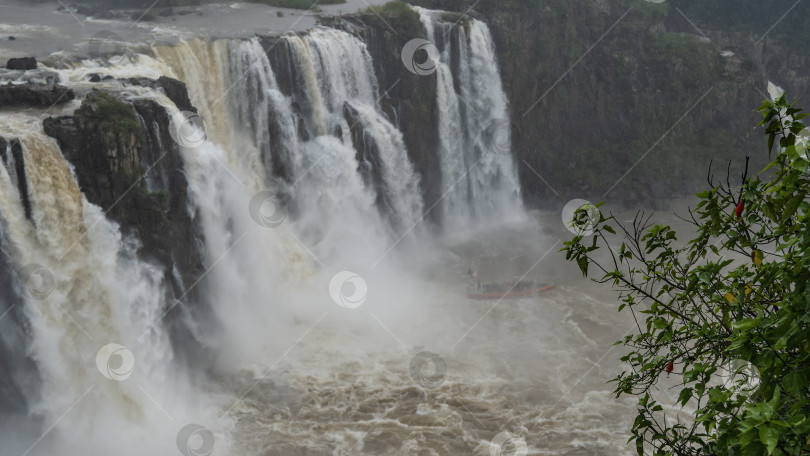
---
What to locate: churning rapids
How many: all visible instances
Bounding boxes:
[0,8,643,456]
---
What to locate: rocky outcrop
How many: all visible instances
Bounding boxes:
[41,88,204,300]
[5,57,36,70]
[44,92,145,205]
[0,68,74,108]
[122,75,197,113]
[41,84,208,363]
[0,138,32,221]
[0,82,74,107]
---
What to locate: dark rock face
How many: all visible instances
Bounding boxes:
[5,57,36,70]
[0,139,32,222]
[41,92,205,342]
[156,76,196,113]
[43,92,144,208]
[355,17,443,226]
[131,97,204,285]
[121,76,197,113]
[131,11,155,21]
[0,82,74,107]
[260,34,327,142]
[479,3,768,208]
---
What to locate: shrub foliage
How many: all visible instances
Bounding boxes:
[564,96,810,455]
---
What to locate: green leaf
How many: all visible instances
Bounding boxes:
[758,425,779,455]
[732,317,760,331]
[576,256,589,277]
[561,98,810,456]
[792,415,810,434]
[678,387,693,407]
[783,197,802,222]
[783,370,804,397]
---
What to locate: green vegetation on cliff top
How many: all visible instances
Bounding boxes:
[79,91,143,142]
[77,91,146,187]
[364,1,425,38]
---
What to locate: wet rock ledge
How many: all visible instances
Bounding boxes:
[0,57,75,108]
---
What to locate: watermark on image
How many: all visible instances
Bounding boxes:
[409,351,446,389]
[401,38,440,76]
[718,359,761,393]
[96,343,135,381]
[177,423,215,456]
[329,271,368,309]
[169,111,207,149]
[561,199,601,236]
[480,119,512,155]
[88,30,133,60]
[489,431,528,456]
[20,263,55,300]
[249,190,287,228]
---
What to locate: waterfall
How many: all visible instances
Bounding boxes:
[0,8,532,454]
[150,21,520,240]
[342,102,423,231]
[417,7,523,228]
[158,103,300,357]
[0,115,183,455]
[279,29,425,238]
[153,30,425,253]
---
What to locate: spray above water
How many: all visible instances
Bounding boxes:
[95,343,136,382]
[328,270,368,309]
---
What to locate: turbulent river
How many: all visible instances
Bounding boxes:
[0,6,657,456]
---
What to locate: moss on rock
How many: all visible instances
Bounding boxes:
[364,1,426,39]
